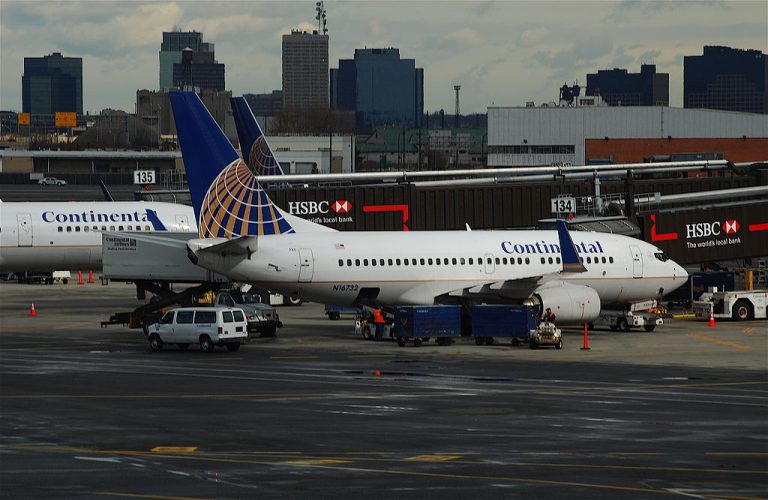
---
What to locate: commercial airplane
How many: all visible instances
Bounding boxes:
[172,91,687,322]
[0,200,196,272]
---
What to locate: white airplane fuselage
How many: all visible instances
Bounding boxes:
[0,201,196,271]
[193,230,688,307]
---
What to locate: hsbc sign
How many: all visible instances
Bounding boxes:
[685,219,740,239]
[288,200,353,215]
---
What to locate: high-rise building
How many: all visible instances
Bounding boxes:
[586,64,669,106]
[22,52,83,115]
[243,90,283,117]
[684,46,767,114]
[282,30,329,110]
[159,31,224,91]
[330,48,424,128]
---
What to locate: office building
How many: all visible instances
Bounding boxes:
[159,31,224,91]
[586,64,668,106]
[282,30,329,109]
[331,48,424,128]
[684,46,767,114]
[243,90,284,117]
[22,52,83,115]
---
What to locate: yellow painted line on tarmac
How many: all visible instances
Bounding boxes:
[150,446,197,453]
[98,492,207,500]
[608,452,664,456]
[706,452,768,456]
[743,327,754,334]
[405,454,461,462]
[672,313,696,318]
[687,332,752,350]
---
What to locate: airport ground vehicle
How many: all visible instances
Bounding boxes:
[529,321,563,349]
[471,304,538,345]
[37,176,67,186]
[147,307,248,352]
[594,299,664,332]
[211,290,281,337]
[694,290,768,320]
[325,304,361,320]
[394,305,461,347]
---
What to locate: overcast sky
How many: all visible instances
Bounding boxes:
[1,0,766,114]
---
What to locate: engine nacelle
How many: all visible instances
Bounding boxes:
[528,284,601,323]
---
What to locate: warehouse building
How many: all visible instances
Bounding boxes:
[488,106,768,167]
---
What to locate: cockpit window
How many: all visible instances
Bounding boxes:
[654,252,669,262]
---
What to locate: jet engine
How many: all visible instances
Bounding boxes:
[527,283,601,323]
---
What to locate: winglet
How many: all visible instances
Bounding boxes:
[556,220,587,273]
[98,179,114,202]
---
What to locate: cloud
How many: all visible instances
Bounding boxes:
[445,28,483,48]
[518,27,549,48]
[605,0,729,23]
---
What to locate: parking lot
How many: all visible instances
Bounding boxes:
[1,281,766,499]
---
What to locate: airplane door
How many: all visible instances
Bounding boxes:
[17,213,32,247]
[630,245,643,278]
[298,248,314,282]
[484,253,495,274]
[176,214,191,231]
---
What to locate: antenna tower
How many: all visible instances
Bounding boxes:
[316,1,327,34]
[453,85,461,128]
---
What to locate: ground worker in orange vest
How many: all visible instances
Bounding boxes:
[373,308,386,341]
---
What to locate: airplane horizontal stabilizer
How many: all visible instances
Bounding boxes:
[191,236,258,259]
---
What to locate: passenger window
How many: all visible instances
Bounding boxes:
[159,311,175,324]
[396,258,401,265]
[541,257,545,264]
[355,259,360,266]
[443,258,449,265]
[338,259,343,267]
[102,226,107,231]
[57,227,63,232]
[602,257,607,264]
[502,257,508,265]
[525,258,530,264]
[556,257,561,264]
[460,258,466,265]
[388,259,393,266]
[517,258,522,264]
[427,258,433,265]
[66,226,72,232]
[194,311,216,324]
[371,259,377,266]
[452,258,457,265]
[176,311,194,324]
[233,310,245,322]
[75,226,81,232]
[587,257,592,264]
[411,259,417,265]
[548,257,553,264]
[119,226,124,230]
[84,226,89,232]
[363,259,369,266]
[609,256,614,264]
[222,311,234,323]
[109,226,115,231]
[380,259,385,266]
[347,259,352,266]
[93,226,98,231]
[469,258,474,265]
[145,225,151,231]
[434,258,440,266]
[404,259,409,266]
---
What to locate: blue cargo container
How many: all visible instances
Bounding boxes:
[471,304,538,345]
[394,305,461,347]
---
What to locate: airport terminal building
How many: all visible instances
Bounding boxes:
[487,106,768,167]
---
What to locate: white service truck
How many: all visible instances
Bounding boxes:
[694,290,767,321]
[595,299,664,332]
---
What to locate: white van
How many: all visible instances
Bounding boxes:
[148,307,248,352]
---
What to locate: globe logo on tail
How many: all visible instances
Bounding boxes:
[199,159,293,238]
[248,136,283,176]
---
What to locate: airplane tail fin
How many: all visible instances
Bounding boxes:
[170,91,296,238]
[231,97,284,176]
[556,220,587,273]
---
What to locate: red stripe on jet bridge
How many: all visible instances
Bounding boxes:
[363,204,410,231]
[748,223,768,232]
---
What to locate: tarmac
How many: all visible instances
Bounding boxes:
[1,280,766,499]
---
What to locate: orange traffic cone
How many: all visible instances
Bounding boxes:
[29,303,36,317]
[708,309,716,327]
[88,270,93,284]
[78,271,83,285]
[580,323,591,350]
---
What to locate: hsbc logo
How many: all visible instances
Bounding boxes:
[723,219,740,234]
[331,200,352,214]
[685,219,740,239]
[288,200,353,216]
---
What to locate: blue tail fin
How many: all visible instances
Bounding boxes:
[231,97,285,176]
[169,91,294,238]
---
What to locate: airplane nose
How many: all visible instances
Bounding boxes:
[676,263,688,281]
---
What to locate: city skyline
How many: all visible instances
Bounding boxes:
[1,0,766,115]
